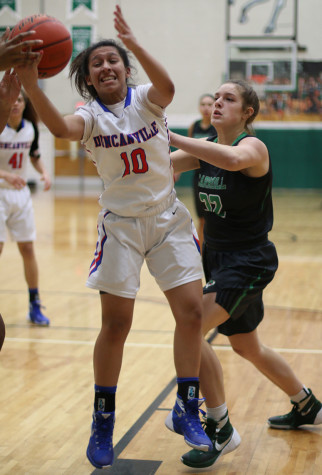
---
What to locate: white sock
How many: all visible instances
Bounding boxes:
[290,386,310,406]
[207,403,228,429]
[290,387,322,424]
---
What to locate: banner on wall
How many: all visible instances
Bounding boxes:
[72,0,92,10]
[69,0,97,18]
[0,0,20,18]
[71,26,92,62]
[0,0,16,11]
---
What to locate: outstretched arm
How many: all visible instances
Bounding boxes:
[14,54,84,141]
[114,5,175,108]
[171,148,200,174]
[170,131,269,176]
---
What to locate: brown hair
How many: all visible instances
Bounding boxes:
[199,93,215,103]
[225,79,260,134]
[21,89,38,125]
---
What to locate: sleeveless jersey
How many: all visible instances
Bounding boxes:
[75,84,174,217]
[0,119,35,189]
[190,120,216,139]
[199,133,273,250]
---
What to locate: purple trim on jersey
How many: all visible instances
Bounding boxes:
[124,87,132,107]
[103,211,111,219]
[95,88,132,113]
[7,119,25,131]
[193,234,201,254]
[164,115,171,157]
[192,221,201,254]
[89,223,107,276]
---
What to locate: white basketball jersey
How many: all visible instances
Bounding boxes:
[75,84,174,217]
[0,119,34,189]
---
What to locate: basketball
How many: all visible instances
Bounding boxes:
[10,14,73,79]
[0,314,5,351]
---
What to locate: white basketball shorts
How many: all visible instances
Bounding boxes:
[86,195,203,298]
[0,187,36,242]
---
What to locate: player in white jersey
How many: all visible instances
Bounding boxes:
[15,5,212,469]
[77,84,174,217]
[0,27,45,348]
[0,90,51,325]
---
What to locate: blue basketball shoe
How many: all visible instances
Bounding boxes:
[86,410,115,469]
[27,300,50,326]
[165,395,213,452]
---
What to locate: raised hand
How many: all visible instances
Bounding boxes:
[0,69,21,107]
[113,5,139,51]
[0,28,43,70]
[14,48,43,90]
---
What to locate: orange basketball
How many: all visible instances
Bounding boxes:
[10,14,73,79]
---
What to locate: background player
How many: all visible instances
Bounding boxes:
[14,5,212,469]
[0,26,44,347]
[0,89,51,325]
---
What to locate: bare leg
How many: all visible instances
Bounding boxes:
[165,280,203,377]
[164,281,215,452]
[17,241,38,288]
[199,293,231,406]
[199,340,225,407]
[94,293,134,386]
[229,329,303,396]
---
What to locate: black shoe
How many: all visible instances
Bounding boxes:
[181,412,241,468]
[268,389,322,430]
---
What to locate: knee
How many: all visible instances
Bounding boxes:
[18,243,34,259]
[177,299,203,330]
[232,342,262,362]
[101,316,132,343]
[232,345,249,359]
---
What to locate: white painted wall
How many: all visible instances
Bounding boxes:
[1,1,321,119]
[0,0,321,185]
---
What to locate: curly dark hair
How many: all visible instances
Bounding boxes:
[69,39,135,101]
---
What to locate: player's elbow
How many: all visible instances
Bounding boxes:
[52,131,71,141]
[227,158,243,171]
[168,80,175,97]
[164,80,175,102]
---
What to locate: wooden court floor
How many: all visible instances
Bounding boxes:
[0,188,321,475]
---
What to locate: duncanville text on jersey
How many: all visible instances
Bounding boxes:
[0,141,32,149]
[93,121,159,149]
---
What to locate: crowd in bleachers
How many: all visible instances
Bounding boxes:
[257,74,321,120]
